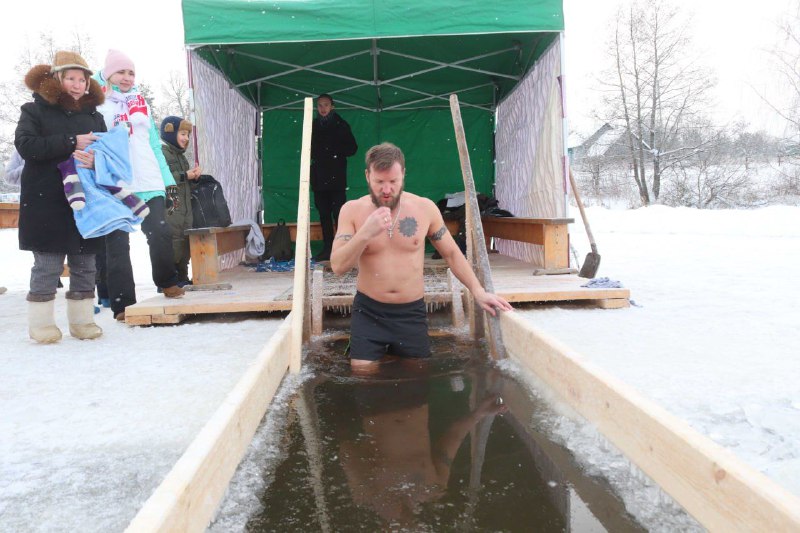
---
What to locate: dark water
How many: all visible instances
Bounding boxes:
[244,336,645,532]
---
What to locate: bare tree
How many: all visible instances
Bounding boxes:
[766,1,800,139]
[600,0,716,206]
[158,70,191,119]
[662,136,752,209]
[151,70,193,160]
[758,2,800,203]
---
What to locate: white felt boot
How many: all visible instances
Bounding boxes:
[67,298,103,340]
[28,300,62,344]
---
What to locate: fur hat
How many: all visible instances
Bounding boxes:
[24,57,104,112]
[51,51,93,75]
[102,49,135,79]
[160,116,193,150]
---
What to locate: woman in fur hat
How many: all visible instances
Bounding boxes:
[14,50,105,343]
[94,49,184,322]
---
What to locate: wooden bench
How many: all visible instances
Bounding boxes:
[187,217,572,285]
[264,218,572,268]
[261,222,322,242]
[186,225,252,285]
[444,216,574,269]
[186,222,324,285]
[0,202,20,228]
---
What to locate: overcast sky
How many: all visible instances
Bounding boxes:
[2,0,796,138]
[564,0,797,138]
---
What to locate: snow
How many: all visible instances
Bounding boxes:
[517,204,800,497]
[0,230,283,532]
[1,204,799,531]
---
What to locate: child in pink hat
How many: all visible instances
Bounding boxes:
[95,49,185,321]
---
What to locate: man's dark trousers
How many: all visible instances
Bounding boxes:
[314,189,347,259]
[105,197,179,314]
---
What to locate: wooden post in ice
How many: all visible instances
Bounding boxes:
[290,97,314,373]
[463,178,482,339]
[449,94,505,360]
[447,268,465,328]
[311,265,324,336]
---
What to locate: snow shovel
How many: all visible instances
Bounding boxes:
[568,168,601,278]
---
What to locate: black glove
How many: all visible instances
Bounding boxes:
[166,185,179,214]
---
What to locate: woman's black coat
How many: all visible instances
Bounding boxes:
[15,64,106,254]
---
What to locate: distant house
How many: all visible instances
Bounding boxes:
[569,123,630,164]
[568,123,637,198]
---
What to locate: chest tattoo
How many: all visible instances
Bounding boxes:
[398,217,418,237]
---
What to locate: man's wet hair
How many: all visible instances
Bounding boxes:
[317,93,334,105]
[365,142,405,172]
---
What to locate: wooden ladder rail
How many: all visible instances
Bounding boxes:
[449,94,506,360]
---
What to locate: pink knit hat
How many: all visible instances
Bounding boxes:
[102,49,135,79]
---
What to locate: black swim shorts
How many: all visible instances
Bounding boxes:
[349,291,431,361]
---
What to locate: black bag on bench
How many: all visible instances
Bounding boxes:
[191,175,232,228]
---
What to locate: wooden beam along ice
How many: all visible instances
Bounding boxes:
[499,312,800,531]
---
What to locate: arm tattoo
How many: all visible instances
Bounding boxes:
[430,225,447,241]
[335,234,353,242]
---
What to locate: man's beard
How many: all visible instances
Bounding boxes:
[370,186,404,210]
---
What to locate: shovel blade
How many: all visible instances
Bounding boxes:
[578,252,601,279]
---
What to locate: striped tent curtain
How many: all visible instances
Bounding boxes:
[190,53,261,270]
[494,40,566,266]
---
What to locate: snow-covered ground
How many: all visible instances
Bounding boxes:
[1,204,799,531]
[0,230,283,532]
[518,204,800,497]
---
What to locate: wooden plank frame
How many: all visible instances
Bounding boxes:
[499,312,800,531]
[290,97,314,373]
[125,316,293,532]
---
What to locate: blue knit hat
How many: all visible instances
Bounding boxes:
[160,116,192,150]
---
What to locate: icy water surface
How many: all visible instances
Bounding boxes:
[214,335,651,532]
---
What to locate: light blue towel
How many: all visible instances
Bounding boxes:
[90,126,134,188]
[73,126,142,238]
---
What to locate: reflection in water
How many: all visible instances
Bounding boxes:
[336,366,506,526]
[244,336,646,532]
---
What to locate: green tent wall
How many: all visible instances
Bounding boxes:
[181,0,564,225]
[261,107,495,223]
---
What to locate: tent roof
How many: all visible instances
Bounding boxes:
[182,0,564,111]
[182,0,564,45]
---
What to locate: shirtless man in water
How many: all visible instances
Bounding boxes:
[330,142,513,368]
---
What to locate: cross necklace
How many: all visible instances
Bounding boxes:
[387,204,402,239]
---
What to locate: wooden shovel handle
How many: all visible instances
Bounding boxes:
[568,167,597,252]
